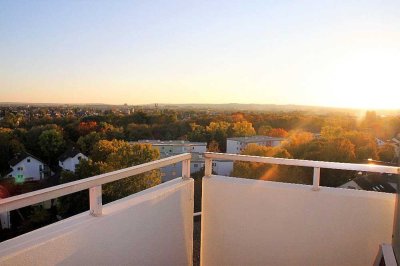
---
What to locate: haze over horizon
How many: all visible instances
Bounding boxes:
[1,1,399,109]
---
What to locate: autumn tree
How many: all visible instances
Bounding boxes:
[207,140,220,152]
[342,131,378,161]
[257,125,272,135]
[268,128,289,138]
[282,130,314,159]
[206,121,230,151]
[232,144,291,181]
[187,123,207,142]
[230,121,256,137]
[320,126,344,140]
[77,121,98,136]
[378,144,396,162]
[98,122,124,140]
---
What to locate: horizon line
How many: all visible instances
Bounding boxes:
[0,101,399,112]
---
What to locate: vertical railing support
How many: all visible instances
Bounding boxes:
[312,167,320,191]
[182,159,191,180]
[89,185,102,216]
[205,158,213,177]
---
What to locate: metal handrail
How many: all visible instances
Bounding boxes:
[204,152,399,190]
[0,153,192,214]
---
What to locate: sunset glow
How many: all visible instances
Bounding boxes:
[0,1,399,110]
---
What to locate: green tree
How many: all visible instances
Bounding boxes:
[24,124,61,156]
[0,128,25,175]
[77,132,104,155]
[57,141,161,217]
[38,129,66,164]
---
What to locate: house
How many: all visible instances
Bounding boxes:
[226,135,285,154]
[340,173,397,193]
[58,148,88,173]
[6,152,46,183]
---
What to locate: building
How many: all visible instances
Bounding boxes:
[135,140,233,181]
[136,140,207,181]
[59,148,88,173]
[341,173,397,193]
[5,152,47,183]
[226,135,285,154]
[138,140,207,154]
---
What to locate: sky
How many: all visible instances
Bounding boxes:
[1,1,400,109]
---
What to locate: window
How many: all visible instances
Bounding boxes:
[77,156,82,161]
[27,159,31,163]
[17,167,23,171]
[194,164,198,168]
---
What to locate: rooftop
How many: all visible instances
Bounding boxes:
[227,135,284,143]
[9,152,42,166]
[0,152,399,265]
[58,147,83,162]
[137,140,207,146]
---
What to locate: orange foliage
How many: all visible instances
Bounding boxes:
[268,128,288,138]
[78,121,98,135]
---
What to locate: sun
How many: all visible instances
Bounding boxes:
[322,48,400,110]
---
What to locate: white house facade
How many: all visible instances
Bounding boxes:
[59,149,88,173]
[7,153,45,183]
[137,140,207,154]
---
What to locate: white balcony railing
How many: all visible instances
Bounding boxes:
[202,152,399,266]
[0,153,194,266]
[1,152,399,266]
[204,152,399,190]
[0,153,192,215]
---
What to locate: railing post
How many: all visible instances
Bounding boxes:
[205,158,213,177]
[312,167,320,191]
[89,185,102,216]
[182,159,191,180]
